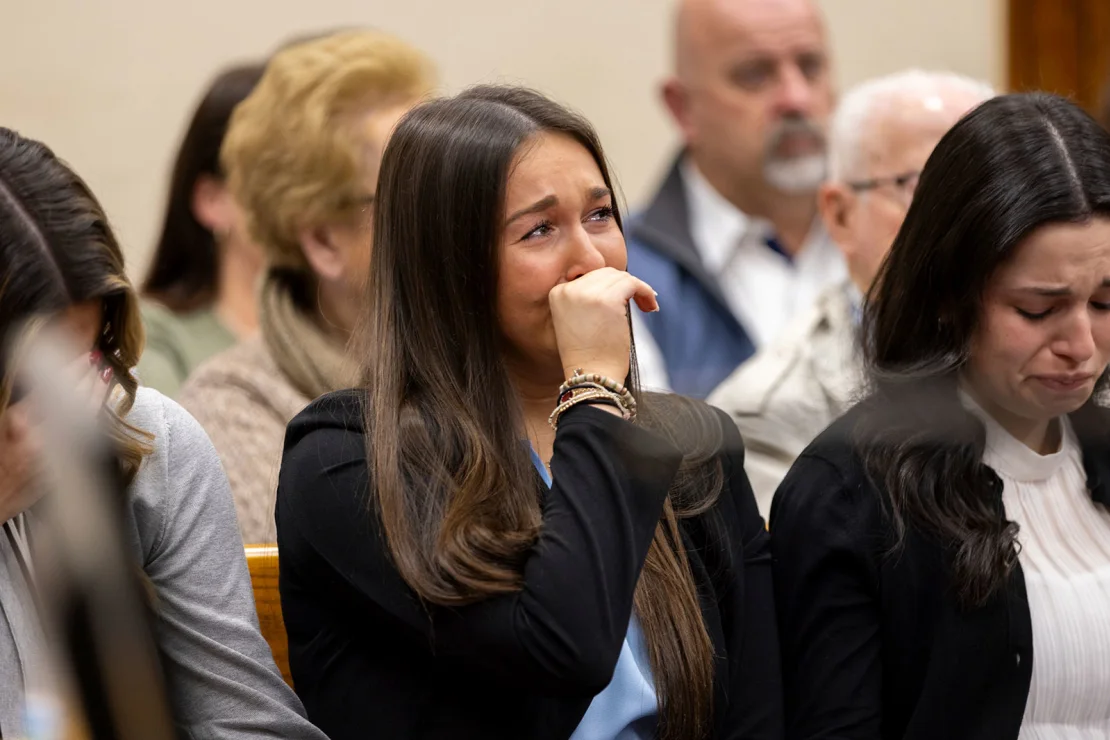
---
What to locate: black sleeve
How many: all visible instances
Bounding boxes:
[712,410,784,740]
[277,400,682,696]
[770,453,884,740]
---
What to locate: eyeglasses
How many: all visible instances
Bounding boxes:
[344,194,375,209]
[846,170,921,206]
[337,193,376,226]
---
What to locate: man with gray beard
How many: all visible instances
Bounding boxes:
[709,69,994,514]
[627,0,842,398]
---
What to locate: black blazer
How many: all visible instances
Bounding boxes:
[275,390,783,740]
[770,400,1110,740]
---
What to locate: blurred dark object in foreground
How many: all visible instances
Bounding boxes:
[15,327,177,740]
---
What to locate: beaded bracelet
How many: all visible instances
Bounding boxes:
[548,387,628,430]
[557,381,612,404]
[559,369,637,418]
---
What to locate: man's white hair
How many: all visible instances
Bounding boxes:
[827,69,995,182]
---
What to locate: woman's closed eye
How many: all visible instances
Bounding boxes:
[1017,306,1053,321]
[1017,300,1110,321]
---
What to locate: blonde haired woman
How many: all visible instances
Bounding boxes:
[179,29,436,543]
[0,127,327,739]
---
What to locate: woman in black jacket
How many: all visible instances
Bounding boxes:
[275,85,781,740]
[772,92,1110,739]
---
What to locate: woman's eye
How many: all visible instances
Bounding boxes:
[1016,307,1053,321]
[587,205,614,222]
[523,220,553,240]
[1091,300,1110,312]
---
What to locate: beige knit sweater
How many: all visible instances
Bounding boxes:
[178,270,360,544]
[178,336,311,544]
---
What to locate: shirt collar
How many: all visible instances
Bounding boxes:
[680,158,753,274]
[958,387,1077,482]
[680,158,833,272]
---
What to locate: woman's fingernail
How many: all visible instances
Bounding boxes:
[100,366,113,384]
[89,350,102,366]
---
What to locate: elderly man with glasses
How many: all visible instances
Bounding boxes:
[709,69,994,514]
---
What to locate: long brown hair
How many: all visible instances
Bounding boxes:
[142,63,265,313]
[0,127,151,482]
[360,85,724,739]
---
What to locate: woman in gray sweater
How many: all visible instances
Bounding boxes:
[0,129,329,738]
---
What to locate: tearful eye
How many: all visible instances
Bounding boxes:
[522,220,554,240]
[587,205,614,222]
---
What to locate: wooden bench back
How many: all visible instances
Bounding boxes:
[245,544,292,687]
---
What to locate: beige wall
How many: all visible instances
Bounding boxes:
[0,0,1004,278]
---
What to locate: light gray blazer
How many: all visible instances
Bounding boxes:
[0,387,329,740]
[709,281,865,516]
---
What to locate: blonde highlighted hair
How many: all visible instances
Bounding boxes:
[221,29,436,269]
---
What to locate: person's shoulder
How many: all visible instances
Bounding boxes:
[128,385,204,443]
[624,154,687,254]
[138,299,177,332]
[277,390,369,523]
[282,389,367,470]
[708,324,809,419]
[138,301,192,362]
[1068,397,1110,499]
[177,336,303,415]
[625,225,679,273]
[140,300,225,344]
[183,335,273,386]
[126,387,224,498]
[769,400,883,531]
[659,401,763,560]
[713,285,852,409]
[791,401,871,479]
[288,388,365,438]
[642,391,738,456]
[642,394,750,508]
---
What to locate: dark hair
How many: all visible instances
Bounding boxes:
[858,93,1110,607]
[141,63,265,313]
[0,127,151,482]
[361,85,724,739]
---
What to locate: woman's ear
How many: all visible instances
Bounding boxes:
[297,225,345,283]
[191,175,234,236]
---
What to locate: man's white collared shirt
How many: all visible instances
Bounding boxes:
[681,159,846,348]
[632,162,846,392]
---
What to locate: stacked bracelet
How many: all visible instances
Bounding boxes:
[548,368,638,430]
[560,370,636,416]
[548,387,627,429]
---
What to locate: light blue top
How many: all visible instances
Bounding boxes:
[846,281,864,328]
[528,446,659,740]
